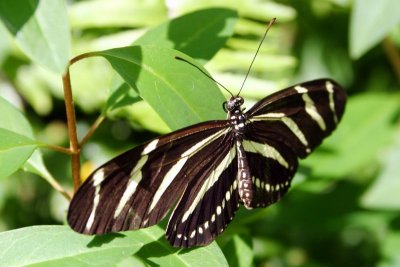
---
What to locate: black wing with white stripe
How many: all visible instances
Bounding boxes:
[68,120,232,235]
[240,79,346,208]
[68,78,346,248]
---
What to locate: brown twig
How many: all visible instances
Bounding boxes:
[383,37,400,83]
[42,144,73,155]
[62,69,81,192]
[80,114,105,147]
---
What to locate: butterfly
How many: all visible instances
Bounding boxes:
[67,78,346,247]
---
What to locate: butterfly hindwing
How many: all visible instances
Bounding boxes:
[241,138,298,208]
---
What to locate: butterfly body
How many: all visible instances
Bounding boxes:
[68,78,346,247]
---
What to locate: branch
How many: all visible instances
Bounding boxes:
[62,69,81,191]
[80,114,105,147]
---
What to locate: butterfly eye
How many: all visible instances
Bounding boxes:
[222,101,228,112]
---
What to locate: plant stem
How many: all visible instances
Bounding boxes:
[42,144,73,155]
[383,37,400,83]
[45,175,73,200]
[62,69,81,192]
[80,114,105,147]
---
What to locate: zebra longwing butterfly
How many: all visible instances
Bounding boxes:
[68,77,346,247]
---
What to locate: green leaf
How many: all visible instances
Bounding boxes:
[105,8,238,114]
[0,128,38,178]
[350,0,400,59]
[135,8,238,63]
[23,150,57,186]
[361,133,400,209]
[302,93,400,178]
[0,97,37,178]
[220,235,253,267]
[0,225,228,267]
[69,0,167,29]
[96,45,226,130]
[104,77,141,113]
[0,0,70,73]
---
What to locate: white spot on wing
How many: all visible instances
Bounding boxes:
[296,86,326,131]
[190,230,196,238]
[243,140,289,169]
[216,206,222,215]
[225,191,231,201]
[182,128,228,157]
[282,117,309,147]
[148,157,187,213]
[326,81,338,124]
[86,169,105,231]
[142,139,159,155]
[113,155,148,218]
[295,85,308,93]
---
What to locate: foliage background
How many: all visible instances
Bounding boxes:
[0,0,400,266]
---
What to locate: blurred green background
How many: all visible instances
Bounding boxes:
[0,0,400,266]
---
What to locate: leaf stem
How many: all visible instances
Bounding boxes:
[41,144,73,155]
[383,37,400,83]
[62,69,81,192]
[44,174,73,200]
[70,52,97,66]
[80,114,105,147]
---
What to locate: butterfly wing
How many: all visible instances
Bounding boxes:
[242,79,346,207]
[165,138,240,247]
[67,120,233,236]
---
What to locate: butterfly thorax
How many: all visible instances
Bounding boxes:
[224,96,247,133]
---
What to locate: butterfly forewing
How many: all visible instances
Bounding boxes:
[166,140,239,247]
[68,120,230,234]
[68,78,346,248]
[246,79,346,158]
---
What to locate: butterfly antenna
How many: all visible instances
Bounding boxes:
[237,18,276,96]
[175,56,234,98]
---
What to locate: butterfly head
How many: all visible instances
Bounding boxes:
[223,96,244,114]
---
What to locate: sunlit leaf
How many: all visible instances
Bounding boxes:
[95,45,226,131]
[0,0,70,73]
[361,133,400,209]
[350,0,400,58]
[0,96,37,178]
[0,128,38,178]
[0,225,228,267]
[135,8,238,63]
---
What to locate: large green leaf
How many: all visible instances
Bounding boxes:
[0,0,70,73]
[361,133,400,209]
[302,93,400,178]
[0,225,228,267]
[220,235,253,267]
[96,45,226,131]
[349,0,400,59]
[0,97,38,178]
[104,8,238,118]
[134,8,238,63]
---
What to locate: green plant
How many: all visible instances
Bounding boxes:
[0,0,399,266]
